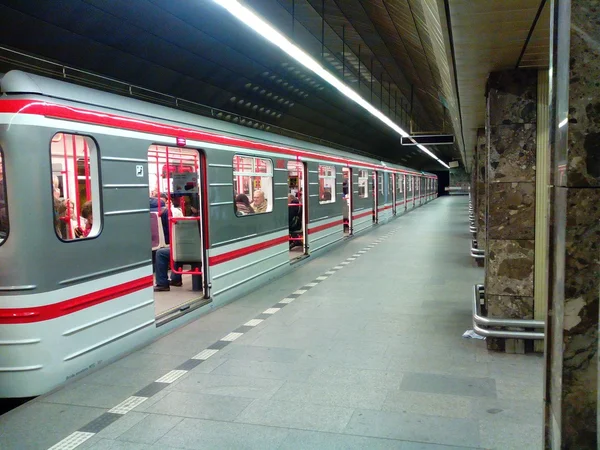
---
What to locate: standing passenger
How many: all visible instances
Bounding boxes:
[154,196,184,291]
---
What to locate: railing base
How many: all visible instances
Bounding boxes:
[472,285,544,340]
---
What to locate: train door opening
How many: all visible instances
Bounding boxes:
[372,170,378,223]
[148,145,209,319]
[288,160,306,260]
[342,167,351,235]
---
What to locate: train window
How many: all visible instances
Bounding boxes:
[318,165,336,204]
[378,172,384,195]
[408,176,412,192]
[388,173,393,196]
[0,150,7,246]
[358,170,368,198]
[50,133,101,241]
[233,155,273,215]
[396,174,403,193]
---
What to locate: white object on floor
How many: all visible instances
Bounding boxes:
[462,329,486,340]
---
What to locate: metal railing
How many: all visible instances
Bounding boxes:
[472,285,544,340]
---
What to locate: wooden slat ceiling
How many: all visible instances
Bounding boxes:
[448,0,550,171]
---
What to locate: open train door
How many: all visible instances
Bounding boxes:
[288,160,307,260]
[372,170,378,224]
[148,145,210,321]
[342,167,351,235]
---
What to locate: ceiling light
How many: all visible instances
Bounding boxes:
[213,0,449,169]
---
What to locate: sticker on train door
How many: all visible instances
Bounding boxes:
[136,165,144,177]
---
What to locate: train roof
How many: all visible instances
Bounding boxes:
[1,70,434,177]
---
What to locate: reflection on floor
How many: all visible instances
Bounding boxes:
[153,274,205,317]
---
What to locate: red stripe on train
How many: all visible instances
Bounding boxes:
[209,235,289,265]
[377,205,393,212]
[308,219,344,234]
[0,100,434,177]
[0,276,153,324]
[352,210,372,220]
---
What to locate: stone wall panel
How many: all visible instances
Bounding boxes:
[488,124,537,182]
[487,295,534,320]
[486,239,534,296]
[488,182,535,240]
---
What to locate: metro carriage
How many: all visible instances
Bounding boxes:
[0,70,437,398]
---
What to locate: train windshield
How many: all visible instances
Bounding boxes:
[0,150,7,245]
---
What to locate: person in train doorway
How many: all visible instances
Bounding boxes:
[251,189,268,213]
[288,194,302,249]
[154,195,184,292]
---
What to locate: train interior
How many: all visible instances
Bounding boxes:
[148,145,207,318]
[287,160,305,260]
[342,167,350,234]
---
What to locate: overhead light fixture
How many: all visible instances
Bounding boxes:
[213,0,449,169]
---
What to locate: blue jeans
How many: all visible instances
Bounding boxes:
[155,247,182,287]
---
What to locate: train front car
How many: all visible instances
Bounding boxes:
[0,82,157,398]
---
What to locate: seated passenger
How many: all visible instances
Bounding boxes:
[150,189,166,212]
[53,198,67,239]
[251,189,268,213]
[65,199,86,239]
[235,193,254,216]
[74,201,93,238]
[154,196,184,292]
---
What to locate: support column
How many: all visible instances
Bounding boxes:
[544,0,600,447]
[484,69,538,353]
[476,128,486,260]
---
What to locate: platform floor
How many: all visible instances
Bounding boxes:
[0,197,544,450]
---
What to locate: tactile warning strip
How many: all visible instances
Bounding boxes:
[46,225,402,449]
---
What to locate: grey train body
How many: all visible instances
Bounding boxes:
[0,70,438,398]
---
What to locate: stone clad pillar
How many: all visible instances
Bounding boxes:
[476,128,486,255]
[544,0,600,447]
[484,69,538,353]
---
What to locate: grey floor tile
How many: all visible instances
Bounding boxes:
[114,350,192,370]
[344,408,480,448]
[156,417,289,450]
[235,399,354,433]
[219,344,305,363]
[479,418,542,449]
[469,396,544,425]
[382,390,473,419]
[83,366,170,389]
[144,390,253,421]
[400,373,496,398]
[168,372,284,399]
[118,414,183,444]
[87,439,152,449]
[95,412,148,440]
[495,378,543,401]
[307,366,404,390]
[399,443,480,450]
[40,383,138,409]
[278,429,408,449]
[211,358,316,381]
[0,402,104,450]
[271,380,388,409]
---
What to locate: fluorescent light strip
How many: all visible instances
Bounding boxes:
[213,0,449,169]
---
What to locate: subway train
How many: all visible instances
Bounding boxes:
[0,70,437,398]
